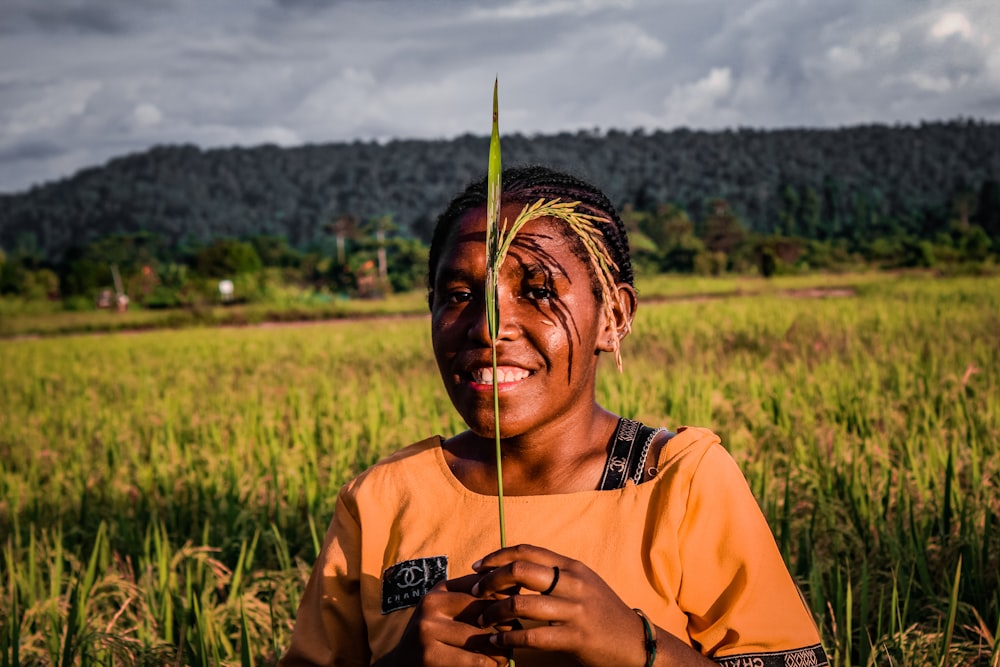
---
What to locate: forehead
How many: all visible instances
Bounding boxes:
[436,203,592,275]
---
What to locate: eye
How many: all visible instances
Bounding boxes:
[447,289,474,304]
[526,286,555,301]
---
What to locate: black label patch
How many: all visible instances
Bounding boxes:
[381,556,448,614]
[715,644,828,667]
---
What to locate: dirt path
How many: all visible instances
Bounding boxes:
[2,286,857,340]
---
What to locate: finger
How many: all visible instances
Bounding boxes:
[490,622,570,655]
[474,560,565,598]
[421,636,511,667]
[420,588,496,628]
[446,572,484,595]
[404,603,511,665]
[472,544,561,572]
[479,592,568,630]
[455,630,514,664]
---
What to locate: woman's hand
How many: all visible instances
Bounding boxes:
[375,573,511,667]
[470,544,651,666]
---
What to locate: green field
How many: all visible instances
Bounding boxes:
[1,273,998,666]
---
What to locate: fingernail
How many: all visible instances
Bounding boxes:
[471,558,483,570]
[471,581,480,596]
[477,614,485,627]
[489,634,499,645]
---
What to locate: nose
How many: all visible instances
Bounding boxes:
[465,297,492,345]
[466,291,520,344]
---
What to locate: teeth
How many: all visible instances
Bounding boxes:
[470,367,530,385]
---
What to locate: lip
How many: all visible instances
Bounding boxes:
[455,363,534,392]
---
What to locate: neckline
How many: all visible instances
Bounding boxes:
[429,432,667,502]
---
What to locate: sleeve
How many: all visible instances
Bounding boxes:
[676,443,828,667]
[279,484,371,667]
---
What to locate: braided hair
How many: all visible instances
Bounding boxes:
[427,166,633,306]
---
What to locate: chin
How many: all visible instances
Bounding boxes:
[448,390,547,439]
[460,412,535,440]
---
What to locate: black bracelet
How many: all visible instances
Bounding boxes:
[633,608,657,667]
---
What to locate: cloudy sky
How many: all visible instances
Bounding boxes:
[1,0,997,194]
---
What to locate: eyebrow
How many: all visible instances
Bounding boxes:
[434,266,478,286]
[519,261,568,281]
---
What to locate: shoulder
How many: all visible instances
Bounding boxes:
[656,425,724,470]
[649,425,751,496]
[339,436,445,506]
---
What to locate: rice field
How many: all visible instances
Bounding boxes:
[1,272,998,666]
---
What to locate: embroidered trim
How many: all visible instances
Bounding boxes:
[598,419,672,490]
[631,427,666,485]
[714,644,829,667]
[597,418,640,490]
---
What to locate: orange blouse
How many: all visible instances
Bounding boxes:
[281,426,827,666]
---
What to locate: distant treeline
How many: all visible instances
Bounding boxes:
[0,119,998,305]
[3,119,999,257]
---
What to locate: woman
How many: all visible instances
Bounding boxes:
[280,167,828,667]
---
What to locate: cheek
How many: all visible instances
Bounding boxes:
[431,328,454,363]
[431,310,465,365]
[540,325,569,352]
[532,316,581,371]
[544,297,602,348]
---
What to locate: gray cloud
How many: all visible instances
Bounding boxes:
[0,139,64,161]
[0,0,184,36]
[1,3,127,35]
[0,0,997,193]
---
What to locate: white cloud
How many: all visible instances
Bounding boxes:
[1,0,999,193]
[693,68,733,98]
[607,23,667,60]
[661,67,734,127]
[930,11,973,41]
[130,103,162,129]
[2,80,103,137]
[909,72,954,93]
[825,45,863,74]
[469,0,634,21]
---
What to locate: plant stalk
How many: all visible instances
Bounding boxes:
[487,78,507,549]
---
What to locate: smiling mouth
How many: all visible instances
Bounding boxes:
[465,366,531,386]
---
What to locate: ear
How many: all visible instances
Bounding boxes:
[597,283,637,354]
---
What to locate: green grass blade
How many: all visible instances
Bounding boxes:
[940,555,962,667]
[3,537,21,667]
[486,77,502,343]
[308,513,321,560]
[240,600,256,667]
[486,77,507,550]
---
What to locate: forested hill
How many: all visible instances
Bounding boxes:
[2,119,999,262]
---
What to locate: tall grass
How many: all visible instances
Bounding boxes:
[1,273,997,665]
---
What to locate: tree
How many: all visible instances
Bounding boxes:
[641,204,696,250]
[661,235,706,273]
[958,225,992,262]
[194,239,263,278]
[324,215,359,265]
[800,187,822,239]
[60,249,107,297]
[387,238,430,293]
[249,235,300,267]
[618,205,658,273]
[974,179,1000,240]
[951,184,978,229]
[777,184,800,236]
[0,255,24,295]
[371,215,393,282]
[358,214,399,287]
[702,199,746,256]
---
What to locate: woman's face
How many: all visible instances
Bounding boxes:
[430,202,620,438]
